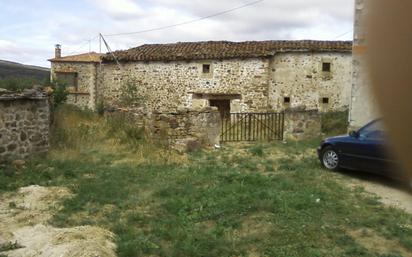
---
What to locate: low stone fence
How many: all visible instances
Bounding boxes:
[0,88,50,163]
[284,109,321,140]
[106,107,221,152]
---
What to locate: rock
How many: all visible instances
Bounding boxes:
[20,131,27,141]
[7,143,17,151]
[177,106,189,113]
[12,159,26,170]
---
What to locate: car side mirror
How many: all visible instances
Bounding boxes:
[349,131,359,138]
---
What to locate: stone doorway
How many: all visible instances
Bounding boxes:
[209,99,230,118]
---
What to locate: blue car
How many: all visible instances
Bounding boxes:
[317,119,399,178]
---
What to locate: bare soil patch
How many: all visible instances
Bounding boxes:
[0,185,116,257]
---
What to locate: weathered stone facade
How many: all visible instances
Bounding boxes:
[349,0,380,129]
[0,90,50,163]
[100,58,270,113]
[270,52,352,112]
[107,107,221,152]
[100,52,352,113]
[50,62,99,110]
[284,109,321,140]
[49,52,102,110]
[49,41,352,116]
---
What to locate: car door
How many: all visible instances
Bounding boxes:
[336,120,387,173]
[349,120,391,173]
[357,127,388,174]
[336,135,372,171]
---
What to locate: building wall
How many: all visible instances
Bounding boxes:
[349,0,380,129]
[50,62,98,110]
[269,52,352,112]
[100,58,270,113]
[0,98,50,163]
[100,54,351,113]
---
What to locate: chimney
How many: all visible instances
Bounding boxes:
[55,44,61,58]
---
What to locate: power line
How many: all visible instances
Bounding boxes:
[103,0,264,37]
[334,29,353,39]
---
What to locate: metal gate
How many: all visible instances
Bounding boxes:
[220,112,284,142]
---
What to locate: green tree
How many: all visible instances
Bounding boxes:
[52,80,68,108]
[119,78,145,107]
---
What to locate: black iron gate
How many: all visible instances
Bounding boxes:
[220,113,284,142]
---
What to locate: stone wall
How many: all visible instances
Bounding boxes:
[50,62,98,110]
[269,52,352,112]
[0,90,50,163]
[100,53,351,114]
[107,107,221,152]
[100,58,270,113]
[284,109,321,140]
[349,0,380,130]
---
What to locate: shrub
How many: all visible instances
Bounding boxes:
[51,80,68,108]
[119,78,145,107]
[321,111,349,136]
[0,77,40,91]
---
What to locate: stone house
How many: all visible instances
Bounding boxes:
[49,44,102,110]
[50,40,352,115]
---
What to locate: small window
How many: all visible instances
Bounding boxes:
[56,72,78,89]
[284,97,291,104]
[322,97,329,104]
[322,62,331,72]
[202,64,211,73]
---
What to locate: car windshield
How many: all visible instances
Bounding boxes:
[358,119,386,140]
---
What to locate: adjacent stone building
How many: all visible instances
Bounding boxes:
[50,40,352,115]
[349,0,380,129]
[49,44,102,110]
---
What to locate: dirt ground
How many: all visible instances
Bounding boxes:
[338,170,412,214]
[0,185,117,257]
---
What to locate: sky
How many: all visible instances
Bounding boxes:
[0,0,354,67]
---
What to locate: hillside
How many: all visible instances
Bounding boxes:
[0,59,49,81]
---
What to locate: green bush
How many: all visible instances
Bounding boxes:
[119,78,145,107]
[321,111,349,136]
[51,80,69,108]
[0,77,41,91]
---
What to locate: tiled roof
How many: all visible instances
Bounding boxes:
[49,52,102,63]
[102,40,352,62]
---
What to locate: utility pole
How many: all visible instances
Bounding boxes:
[99,34,101,53]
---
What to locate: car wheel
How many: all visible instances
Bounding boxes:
[321,146,340,171]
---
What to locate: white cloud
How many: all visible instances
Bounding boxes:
[87,0,143,19]
[0,0,355,66]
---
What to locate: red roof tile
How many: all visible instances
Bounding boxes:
[49,52,102,63]
[102,40,352,62]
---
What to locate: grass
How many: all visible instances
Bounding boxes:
[1,106,411,257]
